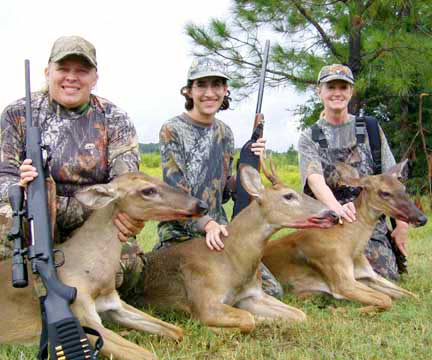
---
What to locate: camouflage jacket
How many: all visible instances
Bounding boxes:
[298,115,396,195]
[157,113,234,243]
[298,115,396,237]
[0,91,139,238]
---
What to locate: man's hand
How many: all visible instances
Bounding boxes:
[251,137,266,157]
[204,220,228,251]
[391,221,409,256]
[113,211,145,242]
[19,158,38,187]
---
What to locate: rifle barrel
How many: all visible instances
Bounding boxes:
[255,40,270,114]
[25,60,32,128]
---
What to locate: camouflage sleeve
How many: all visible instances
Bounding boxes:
[0,105,24,202]
[159,122,190,193]
[379,125,396,172]
[107,105,140,179]
[298,128,324,190]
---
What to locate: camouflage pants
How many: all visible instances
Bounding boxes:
[152,240,284,299]
[365,230,399,281]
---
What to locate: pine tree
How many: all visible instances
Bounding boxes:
[186,0,432,195]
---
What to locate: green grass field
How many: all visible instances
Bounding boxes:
[1,154,431,359]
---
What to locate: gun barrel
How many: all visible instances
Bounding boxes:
[255,40,270,114]
[25,60,32,128]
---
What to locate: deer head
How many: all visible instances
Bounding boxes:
[240,161,339,229]
[335,161,427,227]
[75,172,208,222]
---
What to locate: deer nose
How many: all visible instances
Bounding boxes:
[416,214,428,227]
[197,200,208,215]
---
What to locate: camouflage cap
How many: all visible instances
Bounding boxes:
[317,64,354,85]
[49,35,97,68]
[187,57,230,81]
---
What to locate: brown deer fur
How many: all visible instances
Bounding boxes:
[263,161,428,312]
[0,172,207,360]
[125,164,339,332]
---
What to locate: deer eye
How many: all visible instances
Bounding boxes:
[283,193,295,201]
[378,190,391,199]
[141,187,157,196]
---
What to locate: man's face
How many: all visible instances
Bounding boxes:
[188,76,228,118]
[317,80,353,113]
[45,55,98,109]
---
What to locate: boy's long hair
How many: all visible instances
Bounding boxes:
[180,79,231,111]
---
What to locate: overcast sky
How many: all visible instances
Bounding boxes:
[0,0,307,151]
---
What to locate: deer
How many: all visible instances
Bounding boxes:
[262,161,428,312]
[0,171,208,360]
[123,161,340,333]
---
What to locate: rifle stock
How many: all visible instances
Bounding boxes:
[232,40,270,218]
[11,60,102,360]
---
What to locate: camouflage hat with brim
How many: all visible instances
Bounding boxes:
[317,64,354,85]
[187,57,230,81]
[49,36,97,68]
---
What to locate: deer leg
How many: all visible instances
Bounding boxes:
[104,299,183,341]
[235,292,306,323]
[73,294,157,360]
[193,302,256,333]
[354,254,417,299]
[319,260,393,311]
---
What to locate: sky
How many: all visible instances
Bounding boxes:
[0,0,308,152]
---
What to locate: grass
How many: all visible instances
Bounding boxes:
[1,154,431,359]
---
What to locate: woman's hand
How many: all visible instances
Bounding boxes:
[204,220,228,251]
[113,211,145,242]
[391,221,409,256]
[19,159,38,187]
[336,201,356,223]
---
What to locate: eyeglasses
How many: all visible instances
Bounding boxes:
[191,80,226,93]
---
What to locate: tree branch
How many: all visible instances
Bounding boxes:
[290,0,344,61]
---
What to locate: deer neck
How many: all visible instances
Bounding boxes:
[225,201,275,263]
[75,203,121,254]
[353,190,382,228]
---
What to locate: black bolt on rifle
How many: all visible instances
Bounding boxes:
[232,40,270,218]
[7,59,103,360]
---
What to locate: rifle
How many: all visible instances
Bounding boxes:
[232,40,270,218]
[7,60,102,360]
[387,218,408,274]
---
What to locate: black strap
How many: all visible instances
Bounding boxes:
[355,116,366,144]
[311,123,328,148]
[311,116,382,175]
[357,115,382,175]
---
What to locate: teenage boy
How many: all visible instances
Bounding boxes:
[156,57,283,298]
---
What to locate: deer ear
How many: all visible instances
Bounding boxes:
[334,162,362,187]
[240,165,264,199]
[75,184,118,209]
[385,159,409,181]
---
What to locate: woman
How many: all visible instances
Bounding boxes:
[297,64,408,280]
[0,36,144,279]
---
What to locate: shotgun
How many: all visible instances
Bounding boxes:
[8,60,102,360]
[232,40,270,218]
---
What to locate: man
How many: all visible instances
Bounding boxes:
[0,36,144,285]
[155,57,284,298]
